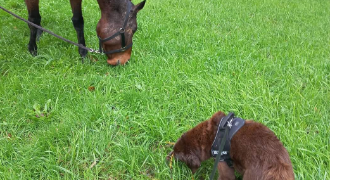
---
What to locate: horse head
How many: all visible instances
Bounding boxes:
[96,0,146,65]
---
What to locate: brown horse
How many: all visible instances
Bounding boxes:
[24,0,145,65]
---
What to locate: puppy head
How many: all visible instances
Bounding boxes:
[166,111,226,174]
[166,132,201,174]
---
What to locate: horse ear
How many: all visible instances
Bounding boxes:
[134,0,146,13]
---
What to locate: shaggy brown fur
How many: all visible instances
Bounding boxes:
[166,111,294,180]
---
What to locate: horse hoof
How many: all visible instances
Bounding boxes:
[79,48,88,58]
[28,44,37,56]
[29,50,37,56]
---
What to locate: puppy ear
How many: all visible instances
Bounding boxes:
[174,151,201,174]
[211,111,226,125]
[186,154,201,174]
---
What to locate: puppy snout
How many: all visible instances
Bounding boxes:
[166,151,173,160]
[166,151,174,164]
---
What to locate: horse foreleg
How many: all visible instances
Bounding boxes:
[70,0,87,58]
[24,0,41,56]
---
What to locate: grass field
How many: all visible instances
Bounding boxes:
[0,0,330,179]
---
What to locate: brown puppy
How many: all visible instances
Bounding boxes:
[166,111,294,180]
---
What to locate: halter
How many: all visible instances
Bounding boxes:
[98,1,133,54]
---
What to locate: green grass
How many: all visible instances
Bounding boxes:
[0,0,329,179]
